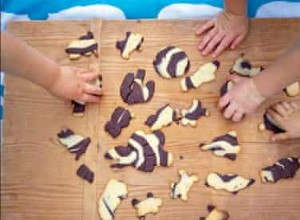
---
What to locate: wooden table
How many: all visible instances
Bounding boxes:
[1,18,300,220]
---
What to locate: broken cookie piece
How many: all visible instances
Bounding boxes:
[57,128,91,160]
[230,53,264,77]
[98,178,128,220]
[260,157,300,183]
[199,131,241,161]
[65,31,98,60]
[153,46,190,79]
[258,112,286,134]
[105,130,173,172]
[105,107,134,138]
[200,205,230,220]
[72,75,102,117]
[132,192,163,219]
[181,60,220,92]
[284,81,300,97]
[120,69,155,105]
[205,172,255,194]
[145,104,177,131]
[170,169,199,201]
[76,164,94,183]
[116,32,144,59]
[179,99,209,127]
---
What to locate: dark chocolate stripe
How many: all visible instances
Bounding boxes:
[116,31,131,52]
[136,69,146,80]
[220,81,230,97]
[79,31,94,40]
[65,43,97,55]
[57,128,74,138]
[185,77,194,90]
[212,134,238,146]
[264,113,286,134]
[166,51,188,77]
[153,130,165,146]
[72,101,85,114]
[102,198,115,219]
[185,101,206,120]
[76,164,94,183]
[69,137,91,160]
[145,104,170,127]
[120,73,134,102]
[217,173,238,182]
[153,46,175,66]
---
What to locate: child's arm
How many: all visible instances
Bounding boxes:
[1,31,101,102]
[218,39,300,122]
[196,0,248,58]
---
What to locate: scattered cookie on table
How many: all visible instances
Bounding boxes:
[72,75,102,117]
[258,112,286,134]
[199,131,240,161]
[170,169,199,201]
[98,178,128,220]
[199,205,230,220]
[132,192,163,219]
[260,157,300,183]
[153,46,190,79]
[145,104,177,131]
[76,164,94,183]
[65,31,98,60]
[230,53,264,77]
[120,69,155,105]
[181,60,220,92]
[116,32,144,59]
[105,107,134,138]
[284,81,300,97]
[179,99,209,127]
[220,81,234,97]
[57,128,91,160]
[205,172,255,194]
[105,130,173,172]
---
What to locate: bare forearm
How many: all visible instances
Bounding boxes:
[254,40,300,98]
[224,0,247,16]
[1,31,60,90]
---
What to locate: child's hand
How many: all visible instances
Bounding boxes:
[48,66,102,102]
[267,101,300,141]
[218,75,265,122]
[196,10,248,58]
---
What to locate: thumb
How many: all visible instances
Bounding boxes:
[271,132,290,142]
[226,74,243,83]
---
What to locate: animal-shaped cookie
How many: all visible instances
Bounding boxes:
[153,46,190,79]
[98,178,128,220]
[145,104,177,131]
[120,69,155,105]
[258,112,286,134]
[170,169,199,201]
[181,60,220,92]
[72,75,102,117]
[116,32,144,59]
[200,205,230,220]
[179,99,209,127]
[57,128,91,160]
[205,172,255,194]
[105,107,134,138]
[132,192,163,219]
[199,131,241,161]
[65,31,98,60]
[230,53,263,77]
[76,164,94,183]
[104,130,173,172]
[260,157,300,183]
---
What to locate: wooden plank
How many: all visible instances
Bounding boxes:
[1,18,300,220]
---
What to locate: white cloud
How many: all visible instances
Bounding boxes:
[48,5,125,20]
[1,12,30,30]
[256,1,300,18]
[158,4,221,19]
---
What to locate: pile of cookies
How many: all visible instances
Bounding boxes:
[59,31,300,220]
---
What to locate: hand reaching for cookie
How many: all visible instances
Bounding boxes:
[218,75,265,122]
[196,10,248,58]
[48,66,102,103]
[267,101,300,141]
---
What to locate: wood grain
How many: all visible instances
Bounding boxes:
[2,18,300,220]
